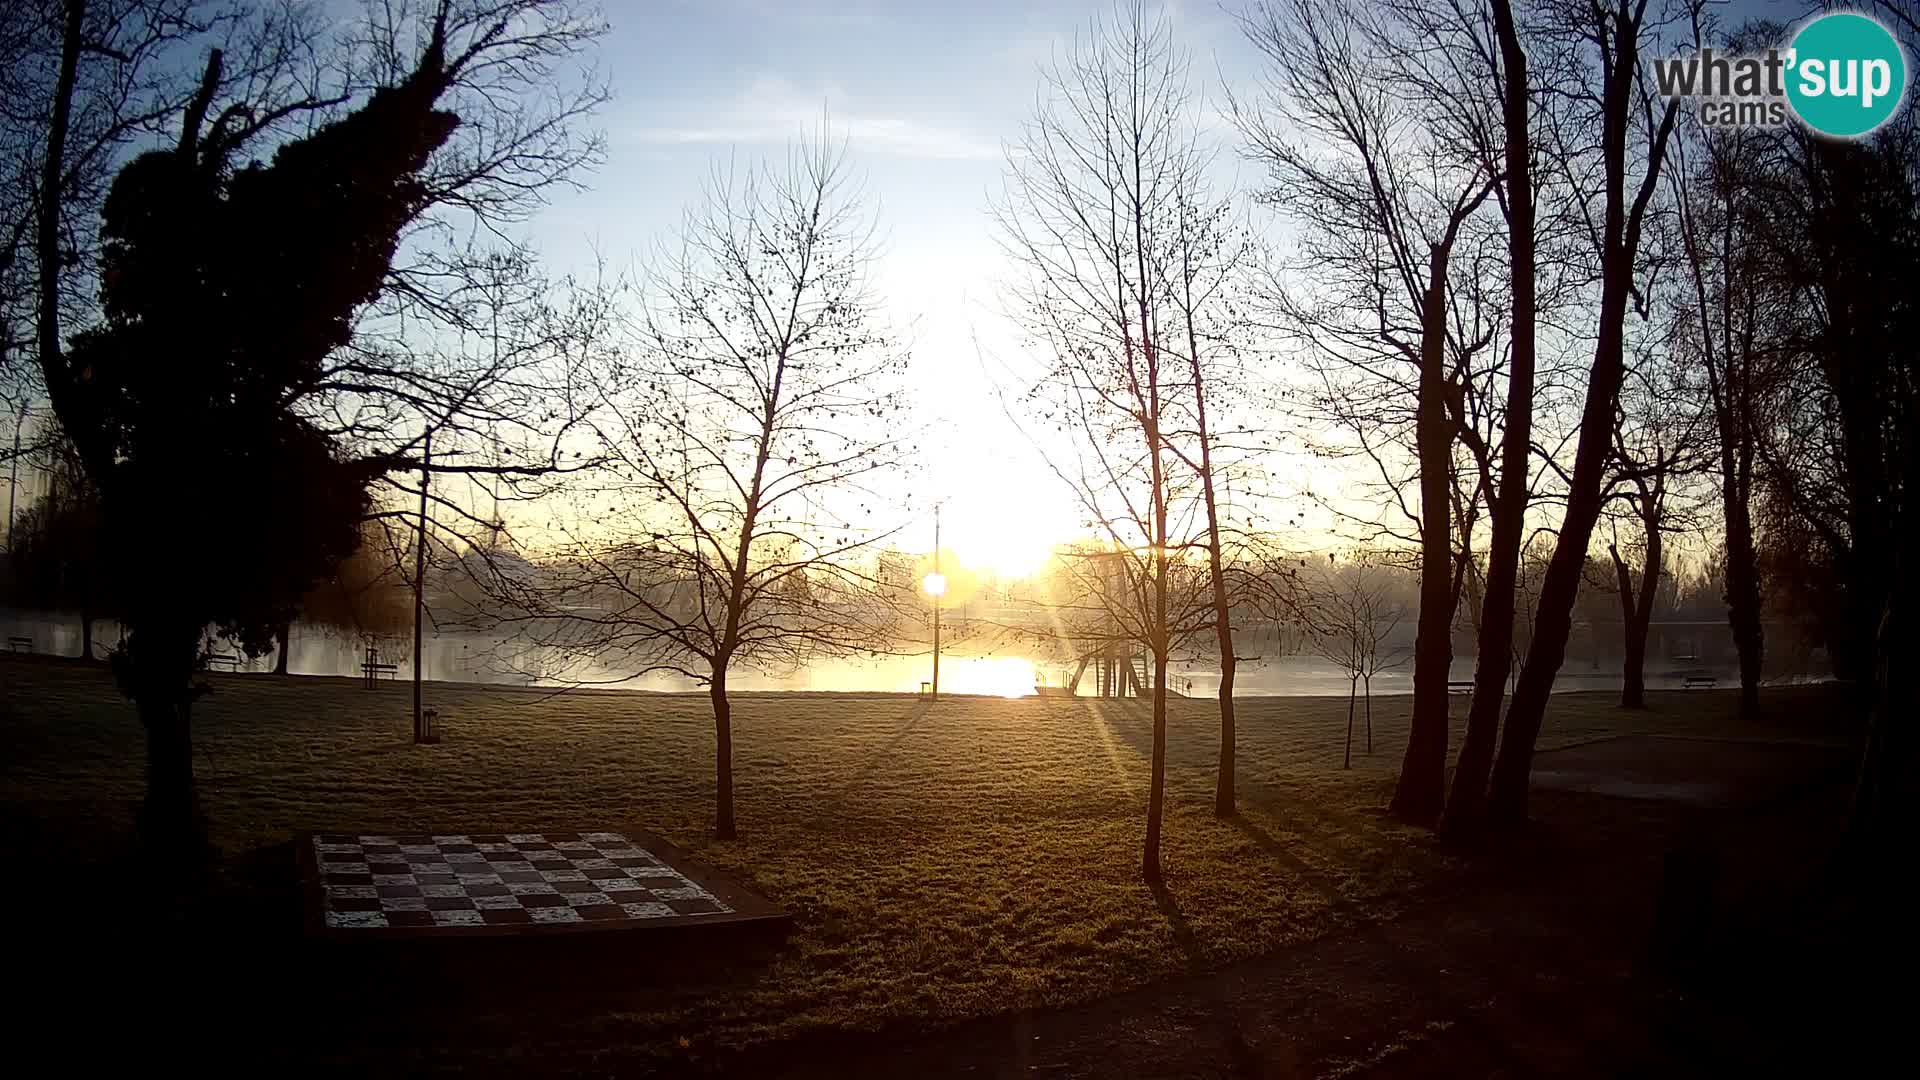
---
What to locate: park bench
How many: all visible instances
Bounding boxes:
[1447,680,1475,696]
[361,661,400,687]
[204,653,240,671]
[1683,675,1717,690]
[6,635,31,653]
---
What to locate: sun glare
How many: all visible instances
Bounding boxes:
[953,531,1057,580]
[930,656,1037,698]
[937,481,1076,581]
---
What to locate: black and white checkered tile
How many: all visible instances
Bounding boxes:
[313,832,731,930]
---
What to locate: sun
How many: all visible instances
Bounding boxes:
[942,488,1073,579]
[926,449,1081,581]
[953,527,1057,580]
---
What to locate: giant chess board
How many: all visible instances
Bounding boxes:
[302,831,785,937]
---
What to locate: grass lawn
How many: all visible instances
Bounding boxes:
[0,654,1847,1072]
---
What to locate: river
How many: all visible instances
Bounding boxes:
[2,609,1767,697]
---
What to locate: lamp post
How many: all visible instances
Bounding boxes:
[413,435,465,744]
[923,502,946,701]
[4,401,29,554]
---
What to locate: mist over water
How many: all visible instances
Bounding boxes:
[4,609,1788,697]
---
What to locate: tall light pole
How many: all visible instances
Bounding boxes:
[412,435,463,744]
[923,502,947,701]
[4,401,27,554]
[413,430,432,743]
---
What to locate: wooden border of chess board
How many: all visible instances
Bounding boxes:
[297,827,791,941]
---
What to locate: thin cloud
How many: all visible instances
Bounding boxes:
[631,76,1002,161]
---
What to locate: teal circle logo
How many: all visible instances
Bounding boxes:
[1786,13,1908,138]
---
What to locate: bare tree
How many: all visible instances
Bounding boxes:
[996,1,1216,882]
[486,137,912,841]
[1665,90,1781,719]
[266,518,418,674]
[1481,0,1680,829]
[1157,82,1265,817]
[1305,554,1408,769]
[1432,0,1540,843]
[3,436,106,657]
[1603,315,1710,707]
[1237,0,1502,825]
[1755,129,1920,850]
[3,0,229,445]
[28,0,608,847]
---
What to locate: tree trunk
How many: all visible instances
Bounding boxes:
[80,608,95,662]
[1683,133,1766,722]
[1722,490,1764,718]
[1836,323,1897,842]
[1397,246,1461,826]
[1344,678,1356,769]
[120,615,206,861]
[1364,675,1373,753]
[1439,0,1534,846]
[1195,433,1235,816]
[1145,652,1168,884]
[1176,235,1239,819]
[708,668,737,841]
[1488,15,1676,828]
[139,695,198,851]
[1610,530,1659,709]
[1848,593,1912,859]
[1612,546,1646,708]
[33,1,82,404]
[1214,638,1236,816]
[273,620,292,676]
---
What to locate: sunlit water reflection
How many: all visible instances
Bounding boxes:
[2,609,1794,697]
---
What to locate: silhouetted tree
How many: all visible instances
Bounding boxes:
[32,0,605,852]
[2,0,221,431]
[998,2,1220,882]
[1664,38,1783,718]
[1757,127,1920,851]
[4,439,108,657]
[1306,554,1408,769]
[1424,0,1688,836]
[271,520,417,675]
[1603,317,1710,707]
[1438,0,1540,844]
[1237,0,1503,827]
[484,136,911,841]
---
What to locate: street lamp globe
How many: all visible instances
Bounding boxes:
[923,572,948,597]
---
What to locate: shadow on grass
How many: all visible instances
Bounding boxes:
[1148,876,1203,971]
[847,699,932,787]
[820,701,937,822]
[1226,811,1351,912]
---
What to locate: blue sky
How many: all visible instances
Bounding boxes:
[531,0,1805,277]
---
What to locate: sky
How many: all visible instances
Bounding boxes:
[522,0,1273,577]
[514,0,1815,577]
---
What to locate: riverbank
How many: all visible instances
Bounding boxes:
[0,654,1859,1074]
